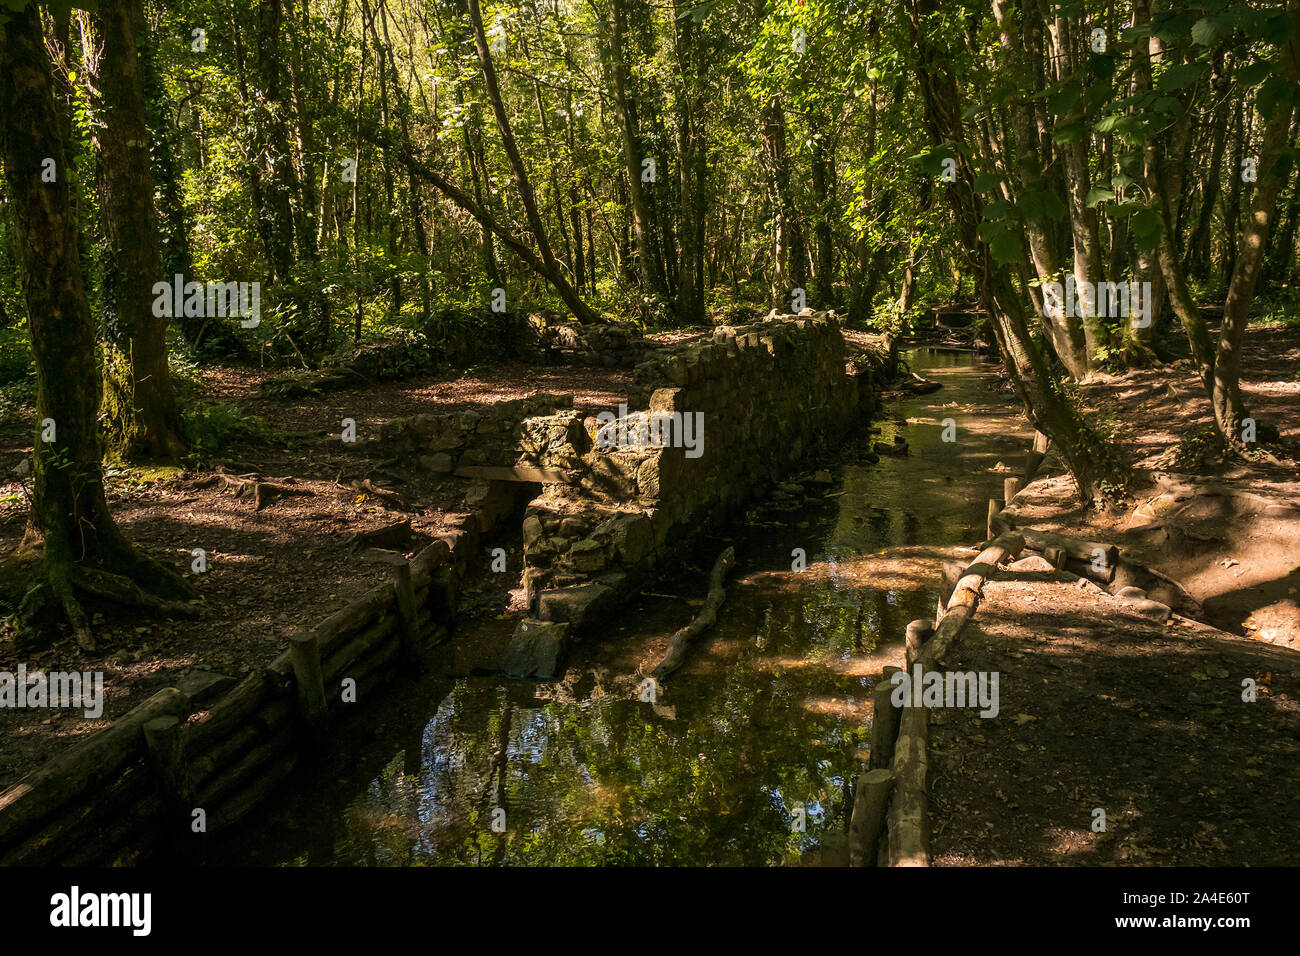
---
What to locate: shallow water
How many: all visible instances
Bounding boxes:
[199,348,1030,866]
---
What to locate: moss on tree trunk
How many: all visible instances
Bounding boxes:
[91,0,188,461]
[1,3,196,652]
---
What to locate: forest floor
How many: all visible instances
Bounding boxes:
[929,320,1300,865]
[0,359,633,788]
[928,575,1300,865]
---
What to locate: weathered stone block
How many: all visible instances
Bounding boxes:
[537,581,614,626]
[502,619,569,680]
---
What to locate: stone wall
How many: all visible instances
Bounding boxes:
[513,312,875,657]
[527,315,654,368]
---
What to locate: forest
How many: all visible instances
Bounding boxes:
[0,0,1298,880]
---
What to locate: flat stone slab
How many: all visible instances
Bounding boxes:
[537,582,614,626]
[502,619,570,680]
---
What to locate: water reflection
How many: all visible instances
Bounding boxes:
[208,349,1027,866]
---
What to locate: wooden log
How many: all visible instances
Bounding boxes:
[869,665,903,771]
[334,632,404,705]
[55,790,167,867]
[650,547,736,679]
[1004,476,1022,503]
[939,560,965,605]
[1022,431,1050,483]
[313,583,395,657]
[423,563,458,625]
[849,768,895,867]
[288,631,327,729]
[0,686,189,851]
[888,532,1024,867]
[991,513,1118,569]
[904,619,933,670]
[207,752,299,832]
[391,560,424,670]
[323,615,399,684]
[888,703,930,867]
[187,697,295,788]
[195,726,298,808]
[410,538,451,589]
[184,670,274,753]
[0,763,155,866]
[143,716,191,807]
[1044,544,1067,569]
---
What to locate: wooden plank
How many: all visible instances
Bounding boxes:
[0,687,189,850]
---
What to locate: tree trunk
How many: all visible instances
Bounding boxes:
[607,0,671,312]
[92,0,187,460]
[1213,80,1298,450]
[464,0,598,324]
[1,4,195,651]
[907,0,1128,505]
[761,96,806,311]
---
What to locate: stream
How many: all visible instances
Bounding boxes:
[194,347,1030,866]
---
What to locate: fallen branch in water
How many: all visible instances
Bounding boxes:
[650,547,736,680]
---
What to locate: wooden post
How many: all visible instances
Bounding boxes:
[391,561,424,671]
[143,715,190,807]
[849,768,895,867]
[987,498,1001,539]
[288,631,327,729]
[1044,544,1067,569]
[870,665,902,770]
[1022,430,1049,483]
[904,619,933,670]
[1003,476,1022,504]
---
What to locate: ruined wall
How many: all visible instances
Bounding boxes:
[528,316,653,368]
[518,313,873,636]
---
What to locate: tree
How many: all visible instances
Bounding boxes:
[904,0,1129,504]
[91,0,188,459]
[1,2,195,651]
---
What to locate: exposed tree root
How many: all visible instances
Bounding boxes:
[650,546,736,680]
[200,466,316,511]
[16,534,200,654]
[335,475,409,511]
[68,565,200,617]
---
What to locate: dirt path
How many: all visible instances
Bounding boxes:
[928,575,1300,865]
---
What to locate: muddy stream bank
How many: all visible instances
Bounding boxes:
[181,348,1031,866]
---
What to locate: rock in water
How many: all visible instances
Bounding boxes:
[502,619,570,680]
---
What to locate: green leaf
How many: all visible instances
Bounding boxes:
[1053,121,1085,144]
[1019,189,1067,222]
[1239,60,1273,87]
[1086,187,1115,208]
[984,198,1014,221]
[1155,63,1203,92]
[973,171,1002,193]
[1190,16,1223,46]
[1131,207,1163,250]
[1050,86,1083,117]
[1257,75,1296,120]
[989,232,1022,264]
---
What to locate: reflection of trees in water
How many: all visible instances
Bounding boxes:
[330,639,870,865]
